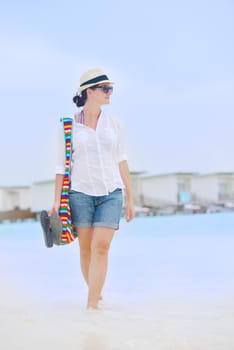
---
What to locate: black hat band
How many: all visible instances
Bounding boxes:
[80,74,109,87]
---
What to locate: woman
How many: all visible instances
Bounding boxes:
[50,68,134,309]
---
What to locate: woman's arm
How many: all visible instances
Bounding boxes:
[119,160,135,222]
[49,174,64,215]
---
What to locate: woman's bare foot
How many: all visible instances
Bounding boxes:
[87,303,99,310]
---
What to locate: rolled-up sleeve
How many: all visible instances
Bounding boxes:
[55,123,65,174]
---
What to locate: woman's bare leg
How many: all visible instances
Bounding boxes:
[77,227,93,285]
[87,227,115,309]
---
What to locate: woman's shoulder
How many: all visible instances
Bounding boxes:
[105,111,122,129]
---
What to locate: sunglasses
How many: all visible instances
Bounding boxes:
[95,85,113,93]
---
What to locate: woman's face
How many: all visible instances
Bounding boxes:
[87,83,113,105]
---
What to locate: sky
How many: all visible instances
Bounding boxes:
[0,0,234,186]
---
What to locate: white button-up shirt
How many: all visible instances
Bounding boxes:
[55,111,128,196]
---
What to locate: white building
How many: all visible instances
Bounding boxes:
[140,173,197,206]
[191,173,234,203]
[0,186,31,211]
[31,172,144,213]
[129,171,145,206]
[31,180,55,213]
[6,172,234,214]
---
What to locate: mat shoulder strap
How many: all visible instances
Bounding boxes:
[60,117,73,175]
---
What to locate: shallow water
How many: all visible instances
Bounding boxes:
[0,213,234,349]
[1,213,234,301]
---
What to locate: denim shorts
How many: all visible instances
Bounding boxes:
[69,188,123,230]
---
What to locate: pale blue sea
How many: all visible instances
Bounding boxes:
[0,213,234,349]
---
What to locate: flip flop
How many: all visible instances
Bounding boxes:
[50,212,63,246]
[40,210,53,248]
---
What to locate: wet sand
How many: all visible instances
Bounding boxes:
[1,277,234,350]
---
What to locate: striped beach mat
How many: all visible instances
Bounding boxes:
[40,117,77,247]
[58,117,77,245]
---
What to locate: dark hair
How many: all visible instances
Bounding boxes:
[73,90,87,107]
[73,85,100,107]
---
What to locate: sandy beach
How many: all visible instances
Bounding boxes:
[1,282,234,350]
[1,216,234,349]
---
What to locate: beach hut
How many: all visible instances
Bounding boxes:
[191,172,234,204]
[31,180,55,213]
[140,172,197,206]
[0,186,31,211]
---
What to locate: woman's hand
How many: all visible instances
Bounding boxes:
[49,202,60,216]
[125,198,135,222]
[118,161,135,222]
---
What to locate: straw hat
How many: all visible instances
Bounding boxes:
[78,68,114,93]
